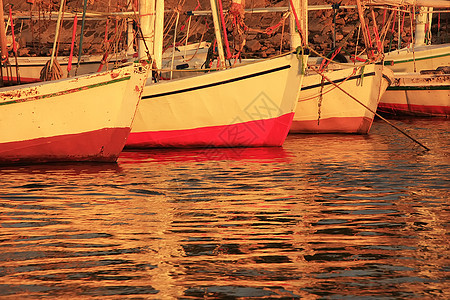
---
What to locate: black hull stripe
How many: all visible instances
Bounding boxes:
[387,85,450,91]
[302,72,376,91]
[143,64,291,100]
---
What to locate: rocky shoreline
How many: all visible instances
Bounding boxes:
[4,0,449,60]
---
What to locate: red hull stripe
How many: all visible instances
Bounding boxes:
[126,113,295,148]
[290,116,374,134]
[378,103,450,117]
[0,127,131,165]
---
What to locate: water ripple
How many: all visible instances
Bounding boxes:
[0,120,448,298]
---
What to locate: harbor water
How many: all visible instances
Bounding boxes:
[0,119,448,299]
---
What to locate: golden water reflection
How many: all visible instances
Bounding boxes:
[0,120,448,298]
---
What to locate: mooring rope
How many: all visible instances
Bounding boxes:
[308,66,430,152]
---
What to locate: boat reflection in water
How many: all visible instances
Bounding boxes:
[0,120,448,298]
[120,146,292,164]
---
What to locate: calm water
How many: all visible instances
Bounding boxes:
[0,119,448,299]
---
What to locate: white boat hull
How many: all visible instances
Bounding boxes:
[126,54,305,148]
[290,64,394,134]
[5,43,209,84]
[378,43,450,118]
[0,62,149,164]
[4,53,131,84]
[383,44,450,73]
[378,72,450,117]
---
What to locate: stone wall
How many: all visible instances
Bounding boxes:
[3,0,449,59]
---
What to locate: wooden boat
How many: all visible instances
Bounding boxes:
[163,52,394,135]
[287,0,394,134]
[0,62,149,165]
[380,44,450,117]
[4,42,210,84]
[291,64,394,134]
[383,43,450,73]
[124,0,307,148]
[3,2,134,85]
[359,2,450,73]
[126,53,306,148]
[377,2,450,117]
[378,69,450,117]
[162,55,393,135]
[4,52,130,84]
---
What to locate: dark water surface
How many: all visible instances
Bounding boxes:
[0,119,449,299]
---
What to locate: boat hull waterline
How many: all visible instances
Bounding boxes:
[0,62,150,165]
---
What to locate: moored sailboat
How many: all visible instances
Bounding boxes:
[4,53,130,84]
[383,43,450,73]
[125,0,307,148]
[378,69,450,117]
[127,53,305,148]
[0,61,150,165]
[0,0,150,165]
[291,64,393,133]
[2,1,134,85]
[289,0,393,134]
[376,2,450,117]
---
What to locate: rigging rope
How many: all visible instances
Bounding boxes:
[218,0,231,59]
[8,5,20,84]
[75,0,88,76]
[67,14,77,76]
[309,65,430,152]
[41,0,65,81]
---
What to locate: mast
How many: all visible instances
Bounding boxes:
[153,0,164,70]
[127,19,135,56]
[289,0,308,49]
[414,6,433,46]
[300,0,308,46]
[209,0,226,69]
[49,0,65,72]
[356,0,374,60]
[139,0,156,60]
